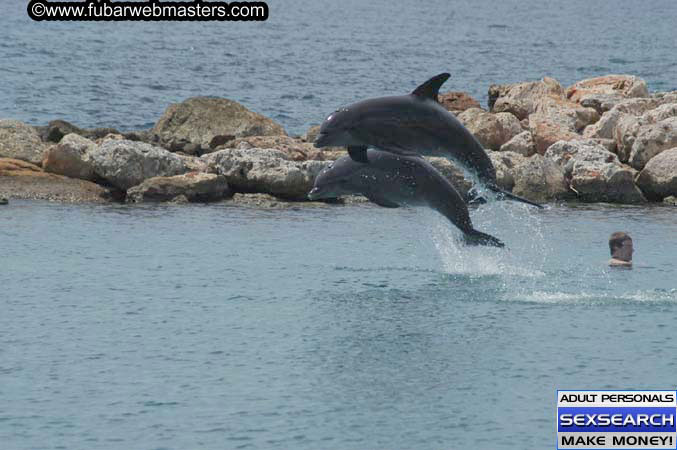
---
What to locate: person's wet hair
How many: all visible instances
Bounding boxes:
[609,232,632,255]
[609,232,633,268]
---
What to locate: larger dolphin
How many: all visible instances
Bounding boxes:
[308,149,504,248]
[313,73,542,208]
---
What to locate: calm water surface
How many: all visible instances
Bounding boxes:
[2,0,677,134]
[1,201,676,449]
[2,0,677,448]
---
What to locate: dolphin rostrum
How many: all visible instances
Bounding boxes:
[308,149,504,248]
[313,73,543,208]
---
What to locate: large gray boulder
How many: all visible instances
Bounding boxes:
[202,148,329,200]
[457,108,522,150]
[488,77,598,131]
[488,151,567,201]
[512,154,569,202]
[613,114,642,163]
[528,114,580,155]
[611,103,677,164]
[532,96,599,132]
[176,153,210,173]
[499,130,536,156]
[126,172,230,203]
[628,117,677,169]
[151,97,287,153]
[586,138,616,153]
[640,102,677,124]
[566,75,649,113]
[89,140,189,190]
[489,77,565,119]
[636,148,677,200]
[0,119,47,165]
[220,135,328,161]
[583,98,659,140]
[488,151,526,192]
[545,140,645,203]
[42,133,97,180]
[651,91,677,107]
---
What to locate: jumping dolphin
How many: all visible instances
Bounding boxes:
[313,73,543,208]
[308,149,504,247]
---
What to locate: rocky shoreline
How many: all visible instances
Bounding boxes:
[1,74,676,207]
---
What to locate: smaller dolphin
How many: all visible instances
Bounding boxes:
[308,149,504,247]
[313,73,543,208]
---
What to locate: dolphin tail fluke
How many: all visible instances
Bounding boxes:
[487,185,545,209]
[464,229,505,248]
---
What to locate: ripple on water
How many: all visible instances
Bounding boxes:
[509,289,677,305]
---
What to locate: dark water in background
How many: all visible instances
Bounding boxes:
[2,1,677,449]
[1,201,677,449]
[2,0,677,135]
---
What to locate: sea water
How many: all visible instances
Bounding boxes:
[2,0,677,448]
[2,0,677,135]
[1,201,676,449]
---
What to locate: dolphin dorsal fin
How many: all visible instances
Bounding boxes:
[411,73,451,102]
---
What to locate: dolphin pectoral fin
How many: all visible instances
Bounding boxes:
[347,146,369,163]
[488,185,545,209]
[411,73,451,102]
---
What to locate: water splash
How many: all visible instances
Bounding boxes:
[431,201,549,279]
[507,289,677,305]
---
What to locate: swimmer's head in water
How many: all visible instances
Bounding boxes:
[609,232,633,264]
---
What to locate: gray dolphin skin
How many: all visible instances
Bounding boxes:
[308,149,504,247]
[313,73,543,208]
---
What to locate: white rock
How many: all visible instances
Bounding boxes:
[0,119,47,165]
[629,117,677,170]
[202,148,329,200]
[89,140,189,190]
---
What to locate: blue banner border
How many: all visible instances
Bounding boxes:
[556,390,677,450]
